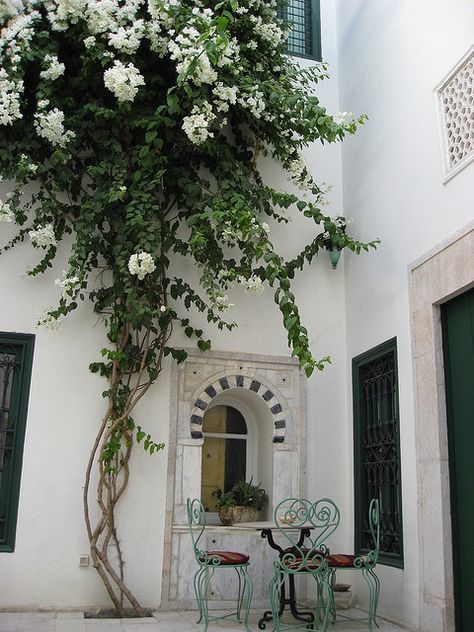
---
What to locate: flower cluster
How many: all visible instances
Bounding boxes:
[0,69,23,126]
[103,61,145,103]
[34,105,76,148]
[249,14,285,47]
[182,102,216,145]
[287,157,313,189]
[213,83,238,113]
[334,111,355,125]
[128,252,156,280]
[0,200,14,222]
[37,309,61,330]
[55,271,80,298]
[40,54,65,81]
[28,223,57,248]
[238,274,264,295]
[211,291,234,312]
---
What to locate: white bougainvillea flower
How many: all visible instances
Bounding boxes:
[182,102,216,145]
[55,271,80,298]
[0,200,14,222]
[40,54,65,81]
[128,252,156,280]
[104,61,145,103]
[0,69,23,126]
[238,273,264,294]
[37,309,61,330]
[28,223,56,248]
[34,107,75,147]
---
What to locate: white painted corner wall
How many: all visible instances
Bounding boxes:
[0,1,347,611]
[335,0,474,629]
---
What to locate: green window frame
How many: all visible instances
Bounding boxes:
[281,0,322,61]
[353,338,404,568]
[0,332,35,552]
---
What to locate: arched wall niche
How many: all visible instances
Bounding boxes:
[190,373,287,443]
[161,349,307,610]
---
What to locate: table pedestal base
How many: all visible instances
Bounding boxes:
[257,575,314,630]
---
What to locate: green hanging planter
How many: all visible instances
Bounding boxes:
[328,246,342,269]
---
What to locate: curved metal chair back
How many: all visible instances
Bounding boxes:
[186,497,253,631]
[366,498,380,566]
[326,498,381,631]
[273,497,339,573]
[187,497,206,563]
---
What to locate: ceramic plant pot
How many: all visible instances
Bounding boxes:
[218,506,259,526]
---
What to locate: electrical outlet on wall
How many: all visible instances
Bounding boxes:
[79,555,90,567]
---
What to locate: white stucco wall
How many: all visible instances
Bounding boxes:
[0,1,351,609]
[336,1,474,628]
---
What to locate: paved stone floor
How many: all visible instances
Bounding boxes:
[0,610,411,632]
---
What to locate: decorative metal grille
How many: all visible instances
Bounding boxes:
[0,346,17,543]
[279,0,320,60]
[437,46,474,181]
[285,0,313,57]
[354,340,403,566]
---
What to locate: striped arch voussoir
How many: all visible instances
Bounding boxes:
[190,375,286,443]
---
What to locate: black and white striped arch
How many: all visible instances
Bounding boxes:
[190,375,286,443]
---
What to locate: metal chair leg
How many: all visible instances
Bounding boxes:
[201,566,215,632]
[362,567,378,632]
[194,566,206,624]
[240,564,254,632]
[269,572,285,632]
[368,568,380,628]
[311,573,331,632]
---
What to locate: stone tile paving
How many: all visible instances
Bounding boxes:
[0,610,412,632]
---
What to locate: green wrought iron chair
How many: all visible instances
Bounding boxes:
[186,498,253,632]
[269,497,340,632]
[326,498,380,630]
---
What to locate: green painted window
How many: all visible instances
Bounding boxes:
[353,338,404,568]
[0,332,35,552]
[281,0,322,60]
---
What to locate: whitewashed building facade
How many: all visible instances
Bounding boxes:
[1,2,473,632]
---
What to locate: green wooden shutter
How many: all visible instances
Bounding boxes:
[0,332,35,552]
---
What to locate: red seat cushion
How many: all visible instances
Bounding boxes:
[326,554,358,567]
[200,550,250,565]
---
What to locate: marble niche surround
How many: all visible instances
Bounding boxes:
[161,349,308,610]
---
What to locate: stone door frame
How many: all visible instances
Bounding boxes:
[409,220,474,632]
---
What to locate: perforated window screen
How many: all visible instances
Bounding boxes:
[282,0,321,60]
[353,338,404,568]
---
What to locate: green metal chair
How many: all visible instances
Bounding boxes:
[326,498,380,630]
[269,497,340,632]
[186,498,253,632]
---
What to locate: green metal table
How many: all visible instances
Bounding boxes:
[236,521,315,629]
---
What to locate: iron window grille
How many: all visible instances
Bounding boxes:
[0,332,35,552]
[280,0,322,60]
[353,338,404,568]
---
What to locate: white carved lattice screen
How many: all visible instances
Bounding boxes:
[436,45,474,183]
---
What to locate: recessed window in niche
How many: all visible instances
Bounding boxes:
[201,405,248,512]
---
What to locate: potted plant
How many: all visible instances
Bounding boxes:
[322,216,353,269]
[214,479,266,526]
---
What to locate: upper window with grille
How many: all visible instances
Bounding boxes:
[281,0,322,60]
[0,332,35,552]
[352,338,404,568]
